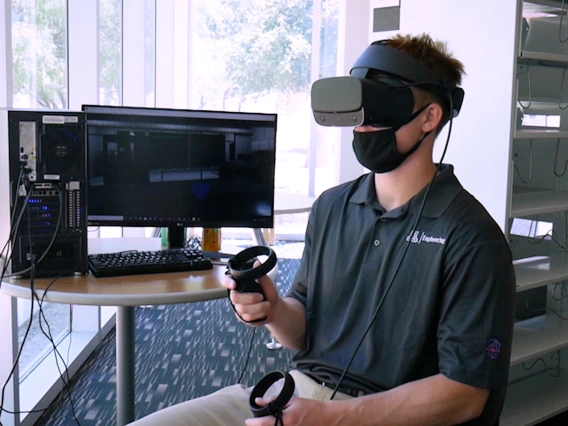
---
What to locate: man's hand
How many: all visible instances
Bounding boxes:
[245,396,330,426]
[221,261,280,325]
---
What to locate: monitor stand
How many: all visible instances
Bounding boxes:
[167,226,185,249]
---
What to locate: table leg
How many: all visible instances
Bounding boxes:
[266,336,283,350]
[117,306,135,426]
[252,228,268,246]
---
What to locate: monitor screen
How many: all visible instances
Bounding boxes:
[83,105,277,232]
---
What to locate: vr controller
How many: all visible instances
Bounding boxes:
[249,371,295,419]
[226,245,277,323]
[311,42,465,129]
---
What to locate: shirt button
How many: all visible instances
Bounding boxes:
[374,239,380,246]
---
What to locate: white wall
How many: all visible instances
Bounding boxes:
[390,0,519,231]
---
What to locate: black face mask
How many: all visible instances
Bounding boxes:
[352,105,431,174]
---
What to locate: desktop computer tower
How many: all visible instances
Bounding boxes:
[5,110,88,278]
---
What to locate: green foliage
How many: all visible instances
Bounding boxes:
[197,0,314,99]
[11,0,67,109]
[98,0,122,105]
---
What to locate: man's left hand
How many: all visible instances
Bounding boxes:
[245,396,332,426]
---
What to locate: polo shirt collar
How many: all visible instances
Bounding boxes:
[348,164,462,219]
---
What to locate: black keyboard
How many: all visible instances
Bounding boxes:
[88,248,213,278]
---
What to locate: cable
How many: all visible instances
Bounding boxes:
[513,140,533,184]
[553,283,568,302]
[237,327,257,384]
[0,170,33,288]
[330,85,455,400]
[560,0,568,43]
[554,139,568,177]
[31,280,81,424]
[526,214,568,249]
[0,279,81,417]
[522,353,561,378]
[25,200,79,424]
[0,265,35,416]
[5,184,64,278]
[0,184,80,422]
[518,65,532,109]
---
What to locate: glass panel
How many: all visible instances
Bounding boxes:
[11,0,68,109]
[315,0,339,197]
[190,0,338,236]
[17,298,70,377]
[145,0,156,107]
[98,0,123,105]
[10,0,71,376]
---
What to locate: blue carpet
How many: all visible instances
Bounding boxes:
[35,258,301,425]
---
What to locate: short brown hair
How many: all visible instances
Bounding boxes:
[374,33,466,131]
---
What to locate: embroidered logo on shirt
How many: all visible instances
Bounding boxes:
[405,230,446,245]
[485,338,501,360]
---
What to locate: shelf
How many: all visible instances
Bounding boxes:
[511,315,568,365]
[518,50,568,68]
[514,254,568,292]
[523,0,568,13]
[510,190,568,217]
[501,372,568,426]
[514,129,568,139]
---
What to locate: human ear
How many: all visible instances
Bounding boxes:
[422,103,444,133]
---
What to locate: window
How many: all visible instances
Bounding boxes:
[510,218,553,239]
[98,0,122,106]
[10,0,72,377]
[188,0,339,236]
[11,0,68,109]
[145,0,156,107]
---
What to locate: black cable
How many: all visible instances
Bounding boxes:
[6,184,64,278]
[31,281,81,424]
[553,283,568,301]
[24,199,79,425]
[237,327,257,384]
[330,86,455,400]
[0,175,34,287]
[0,265,35,416]
[522,353,561,378]
[0,186,80,421]
[0,271,80,416]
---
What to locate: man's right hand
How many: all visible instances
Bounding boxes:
[221,261,280,326]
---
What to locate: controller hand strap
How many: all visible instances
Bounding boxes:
[249,371,295,423]
[226,246,277,324]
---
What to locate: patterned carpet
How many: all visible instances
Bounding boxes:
[32,253,568,425]
[35,258,301,425]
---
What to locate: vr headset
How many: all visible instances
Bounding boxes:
[311,41,465,129]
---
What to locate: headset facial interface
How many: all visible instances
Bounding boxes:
[310,42,465,129]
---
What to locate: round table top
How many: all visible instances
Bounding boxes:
[0,266,230,307]
[274,192,316,215]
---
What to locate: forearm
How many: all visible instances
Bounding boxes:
[265,297,306,350]
[326,374,487,426]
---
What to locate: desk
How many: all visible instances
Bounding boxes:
[1,266,228,426]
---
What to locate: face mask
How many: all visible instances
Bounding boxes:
[352,105,431,174]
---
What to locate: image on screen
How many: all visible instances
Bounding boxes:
[83,105,277,229]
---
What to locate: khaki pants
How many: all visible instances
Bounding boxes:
[128,370,355,426]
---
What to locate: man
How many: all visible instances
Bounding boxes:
[130,33,516,426]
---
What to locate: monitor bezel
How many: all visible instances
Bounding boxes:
[82,104,277,230]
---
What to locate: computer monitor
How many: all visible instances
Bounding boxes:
[82,105,277,248]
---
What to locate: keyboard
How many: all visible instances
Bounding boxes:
[88,248,213,278]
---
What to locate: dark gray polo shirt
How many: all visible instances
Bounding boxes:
[287,164,516,426]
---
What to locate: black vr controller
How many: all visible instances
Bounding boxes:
[249,371,295,419]
[226,245,277,323]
